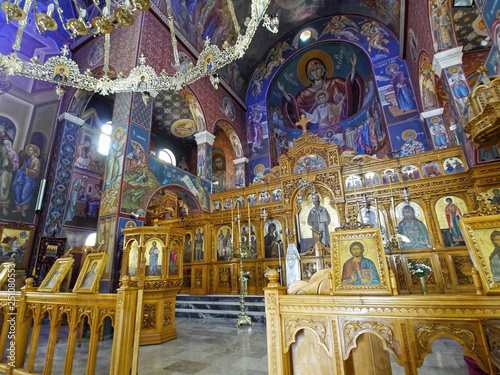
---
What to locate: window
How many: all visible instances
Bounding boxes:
[158,148,176,165]
[98,121,112,155]
[85,232,97,247]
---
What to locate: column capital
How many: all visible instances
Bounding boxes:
[194,131,215,146]
[420,108,444,121]
[432,46,463,75]
[58,112,85,126]
[233,157,248,165]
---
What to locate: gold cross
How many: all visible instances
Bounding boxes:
[477,66,488,76]
[295,114,311,133]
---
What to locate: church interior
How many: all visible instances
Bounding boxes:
[1,0,500,373]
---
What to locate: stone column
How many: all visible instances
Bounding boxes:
[42,113,86,237]
[97,92,153,292]
[432,47,470,131]
[233,157,248,188]
[194,131,215,182]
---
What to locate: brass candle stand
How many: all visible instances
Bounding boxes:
[233,207,253,328]
[234,245,253,328]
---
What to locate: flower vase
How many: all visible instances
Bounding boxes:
[419,276,428,295]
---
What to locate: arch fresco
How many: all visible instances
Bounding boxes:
[246,15,418,168]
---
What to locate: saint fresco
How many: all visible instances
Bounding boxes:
[395,202,432,250]
[435,196,467,247]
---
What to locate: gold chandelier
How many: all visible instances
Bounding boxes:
[0,0,278,96]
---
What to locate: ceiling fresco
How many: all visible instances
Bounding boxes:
[452,5,493,52]
[151,89,205,148]
[167,0,401,100]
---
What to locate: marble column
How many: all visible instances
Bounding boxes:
[194,131,215,182]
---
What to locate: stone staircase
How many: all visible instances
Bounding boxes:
[175,294,266,323]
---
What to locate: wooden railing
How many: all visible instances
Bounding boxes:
[0,277,138,375]
[264,271,500,375]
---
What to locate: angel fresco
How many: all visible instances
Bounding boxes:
[361,21,389,54]
[251,64,265,98]
[320,16,359,41]
[264,41,294,80]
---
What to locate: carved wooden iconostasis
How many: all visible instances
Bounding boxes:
[154,130,500,296]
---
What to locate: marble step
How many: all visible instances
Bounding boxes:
[176,294,264,303]
[175,294,266,322]
[175,308,266,323]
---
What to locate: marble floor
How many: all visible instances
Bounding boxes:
[9,317,473,374]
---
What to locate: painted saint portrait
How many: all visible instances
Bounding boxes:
[73,252,107,293]
[169,240,179,276]
[128,240,139,277]
[294,155,326,174]
[427,116,449,150]
[363,172,380,188]
[422,161,442,178]
[53,65,69,84]
[435,196,467,247]
[298,193,338,252]
[396,202,432,250]
[419,55,439,112]
[213,200,222,212]
[401,165,420,182]
[488,231,500,283]
[443,157,465,175]
[360,207,387,241]
[194,228,204,262]
[460,221,500,293]
[272,189,282,202]
[264,220,283,258]
[223,198,232,210]
[183,233,192,264]
[137,74,148,90]
[204,54,214,72]
[259,191,271,204]
[240,224,257,258]
[216,225,232,261]
[247,194,258,207]
[382,169,399,184]
[146,239,163,277]
[341,241,380,286]
[223,97,236,121]
[345,175,362,191]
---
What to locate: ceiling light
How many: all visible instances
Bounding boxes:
[300,29,312,41]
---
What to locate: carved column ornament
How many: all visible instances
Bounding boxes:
[422,197,443,248]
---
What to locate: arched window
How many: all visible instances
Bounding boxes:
[158,148,176,165]
[85,232,97,247]
[98,121,112,155]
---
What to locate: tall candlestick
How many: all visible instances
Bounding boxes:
[231,199,234,241]
[248,199,251,245]
[353,178,360,218]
